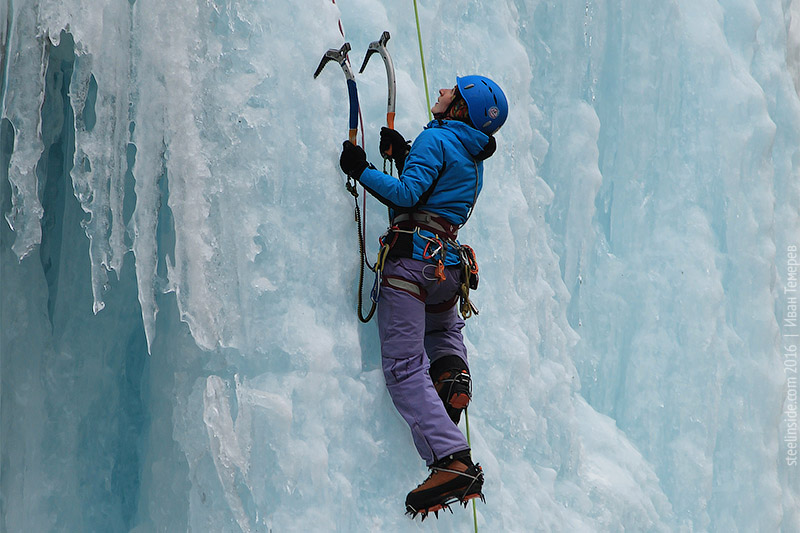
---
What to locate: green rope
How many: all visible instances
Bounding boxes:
[464,409,472,448]
[413,4,477,529]
[412,0,432,121]
[464,408,478,532]
[412,5,478,529]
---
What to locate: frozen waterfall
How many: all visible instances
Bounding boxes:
[2,0,800,531]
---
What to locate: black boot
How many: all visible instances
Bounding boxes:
[405,450,485,520]
[430,355,471,424]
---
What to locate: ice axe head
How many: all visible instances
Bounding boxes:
[358,31,391,74]
[313,42,352,79]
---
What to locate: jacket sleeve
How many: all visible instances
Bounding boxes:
[357,130,443,208]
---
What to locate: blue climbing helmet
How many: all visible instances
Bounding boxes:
[456,75,508,135]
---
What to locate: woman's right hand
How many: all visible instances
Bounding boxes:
[379,127,411,173]
[379,127,410,160]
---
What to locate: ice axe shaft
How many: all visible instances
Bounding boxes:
[359,31,396,132]
[314,42,359,144]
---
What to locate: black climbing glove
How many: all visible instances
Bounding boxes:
[340,141,369,179]
[379,127,411,174]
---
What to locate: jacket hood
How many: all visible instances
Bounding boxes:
[425,119,494,160]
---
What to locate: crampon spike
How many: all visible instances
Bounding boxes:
[460,492,484,507]
[408,499,463,520]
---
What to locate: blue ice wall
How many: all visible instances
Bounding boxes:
[2,1,800,532]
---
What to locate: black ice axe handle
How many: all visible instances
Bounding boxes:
[314,42,360,145]
[359,31,396,131]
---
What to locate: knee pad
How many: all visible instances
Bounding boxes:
[429,355,471,424]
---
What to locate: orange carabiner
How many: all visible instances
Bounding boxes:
[435,259,447,282]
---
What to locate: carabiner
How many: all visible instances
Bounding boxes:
[423,238,443,259]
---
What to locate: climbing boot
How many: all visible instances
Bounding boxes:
[405,451,485,520]
[430,355,472,424]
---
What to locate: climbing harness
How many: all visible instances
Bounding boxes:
[375,211,481,320]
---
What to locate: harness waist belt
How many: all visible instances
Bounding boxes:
[391,211,459,240]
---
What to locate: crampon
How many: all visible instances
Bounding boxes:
[405,490,485,521]
[405,459,485,521]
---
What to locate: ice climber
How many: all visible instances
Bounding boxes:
[339,75,508,518]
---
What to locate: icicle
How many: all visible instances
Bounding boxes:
[3,2,47,260]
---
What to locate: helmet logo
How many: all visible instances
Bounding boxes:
[488,106,500,119]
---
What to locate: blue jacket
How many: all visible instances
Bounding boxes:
[358,120,493,265]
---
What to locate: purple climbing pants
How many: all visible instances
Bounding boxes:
[378,257,470,466]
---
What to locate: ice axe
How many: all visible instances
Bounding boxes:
[314,42,360,144]
[359,31,397,154]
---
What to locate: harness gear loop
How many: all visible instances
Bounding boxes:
[457,245,480,319]
[461,244,479,276]
[459,281,479,319]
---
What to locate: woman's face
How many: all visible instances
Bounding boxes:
[431,86,457,115]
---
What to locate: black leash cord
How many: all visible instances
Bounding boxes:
[347,177,378,323]
[347,158,397,323]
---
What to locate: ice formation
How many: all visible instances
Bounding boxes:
[2,0,799,531]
